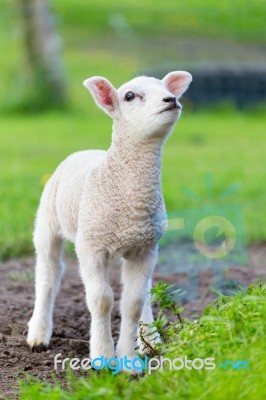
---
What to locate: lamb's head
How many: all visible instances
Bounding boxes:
[83,71,192,140]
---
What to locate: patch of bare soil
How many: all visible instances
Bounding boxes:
[0,245,265,399]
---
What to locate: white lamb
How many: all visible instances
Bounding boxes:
[27,71,192,369]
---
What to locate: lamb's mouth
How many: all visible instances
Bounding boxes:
[159,103,181,113]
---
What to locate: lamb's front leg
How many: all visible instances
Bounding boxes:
[117,247,157,362]
[77,246,115,360]
[137,277,161,354]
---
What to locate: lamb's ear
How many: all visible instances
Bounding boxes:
[162,71,192,98]
[83,76,118,117]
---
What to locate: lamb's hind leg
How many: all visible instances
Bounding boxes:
[27,219,65,351]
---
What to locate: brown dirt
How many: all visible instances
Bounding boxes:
[0,246,265,399]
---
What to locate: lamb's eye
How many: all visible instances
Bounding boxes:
[125,91,135,101]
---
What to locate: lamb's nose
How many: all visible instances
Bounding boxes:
[163,96,176,103]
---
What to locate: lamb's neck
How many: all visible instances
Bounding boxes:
[107,128,163,193]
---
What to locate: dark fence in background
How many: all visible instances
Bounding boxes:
[147,64,266,108]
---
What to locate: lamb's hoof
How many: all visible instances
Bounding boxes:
[30,343,48,353]
[27,320,52,351]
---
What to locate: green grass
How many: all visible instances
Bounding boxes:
[51,0,266,46]
[18,281,266,399]
[1,0,266,108]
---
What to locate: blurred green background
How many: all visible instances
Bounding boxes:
[0,0,265,259]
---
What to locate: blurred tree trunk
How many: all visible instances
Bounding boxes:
[18,0,67,109]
